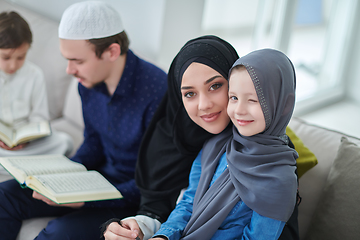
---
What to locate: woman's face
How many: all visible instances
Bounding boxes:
[181,62,230,134]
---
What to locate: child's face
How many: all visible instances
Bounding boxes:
[227,67,266,136]
[0,43,29,75]
[60,39,112,89]
[181,62,230,134]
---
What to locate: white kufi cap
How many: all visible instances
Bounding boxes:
[59,1,124,40]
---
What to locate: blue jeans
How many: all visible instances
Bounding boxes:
[0,180,137,240]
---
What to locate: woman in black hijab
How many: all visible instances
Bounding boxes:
[135,35,239,223]
[102,37,299,240]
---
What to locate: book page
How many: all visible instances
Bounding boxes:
[32,171,119,195]
[14,121,51,143]
[0,121,14,143]
[2,155,86,177]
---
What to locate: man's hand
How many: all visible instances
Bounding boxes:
[32,191,84,208]
[104,218,143,240]
[0,140,27,150]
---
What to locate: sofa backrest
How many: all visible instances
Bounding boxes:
[62,78,84,129]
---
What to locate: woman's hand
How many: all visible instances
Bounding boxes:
[103,219,143,240]
[0,140,27,150]
[32,191,84,208]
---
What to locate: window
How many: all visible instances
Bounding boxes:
[202,0,358,115]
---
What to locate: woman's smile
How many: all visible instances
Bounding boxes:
[200,111,221,122]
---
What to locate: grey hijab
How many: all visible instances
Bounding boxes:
[182,49,298,239]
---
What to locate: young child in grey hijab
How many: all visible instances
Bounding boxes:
[151,48,298,240]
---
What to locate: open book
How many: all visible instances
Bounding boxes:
[0,155,122,204]
[0,121,51,148]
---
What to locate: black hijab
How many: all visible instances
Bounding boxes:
[182,49,298,239]
[135,35,239,222]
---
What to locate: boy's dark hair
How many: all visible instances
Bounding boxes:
[229,64,246,78]
[0,11,32,48]
[88,31,129,59]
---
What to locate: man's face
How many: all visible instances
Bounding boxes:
[60,39,111,88]
[0,43,29,75]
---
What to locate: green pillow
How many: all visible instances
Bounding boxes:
[286,127,318,178]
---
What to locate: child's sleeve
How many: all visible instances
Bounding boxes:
[152,151,203,240]
[29,68,49,122]
[242,211,285,240]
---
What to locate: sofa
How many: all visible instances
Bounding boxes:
[1,1,360,239]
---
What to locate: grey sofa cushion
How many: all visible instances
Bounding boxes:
[288,118,360,240]
[305,137,360,239]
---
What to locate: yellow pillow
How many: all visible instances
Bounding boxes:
[286,126,318,178]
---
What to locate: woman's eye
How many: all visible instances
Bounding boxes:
[184,92,196,98]
[209,83,222,91]
[249,99,258,103]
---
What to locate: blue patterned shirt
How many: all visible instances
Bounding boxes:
[71,50,167,208]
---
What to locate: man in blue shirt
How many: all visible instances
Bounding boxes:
[0,2,167,240]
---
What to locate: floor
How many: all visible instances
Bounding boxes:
[298,99,360,138]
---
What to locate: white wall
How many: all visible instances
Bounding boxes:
[157,0,205,69]
[202,0,259,31]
